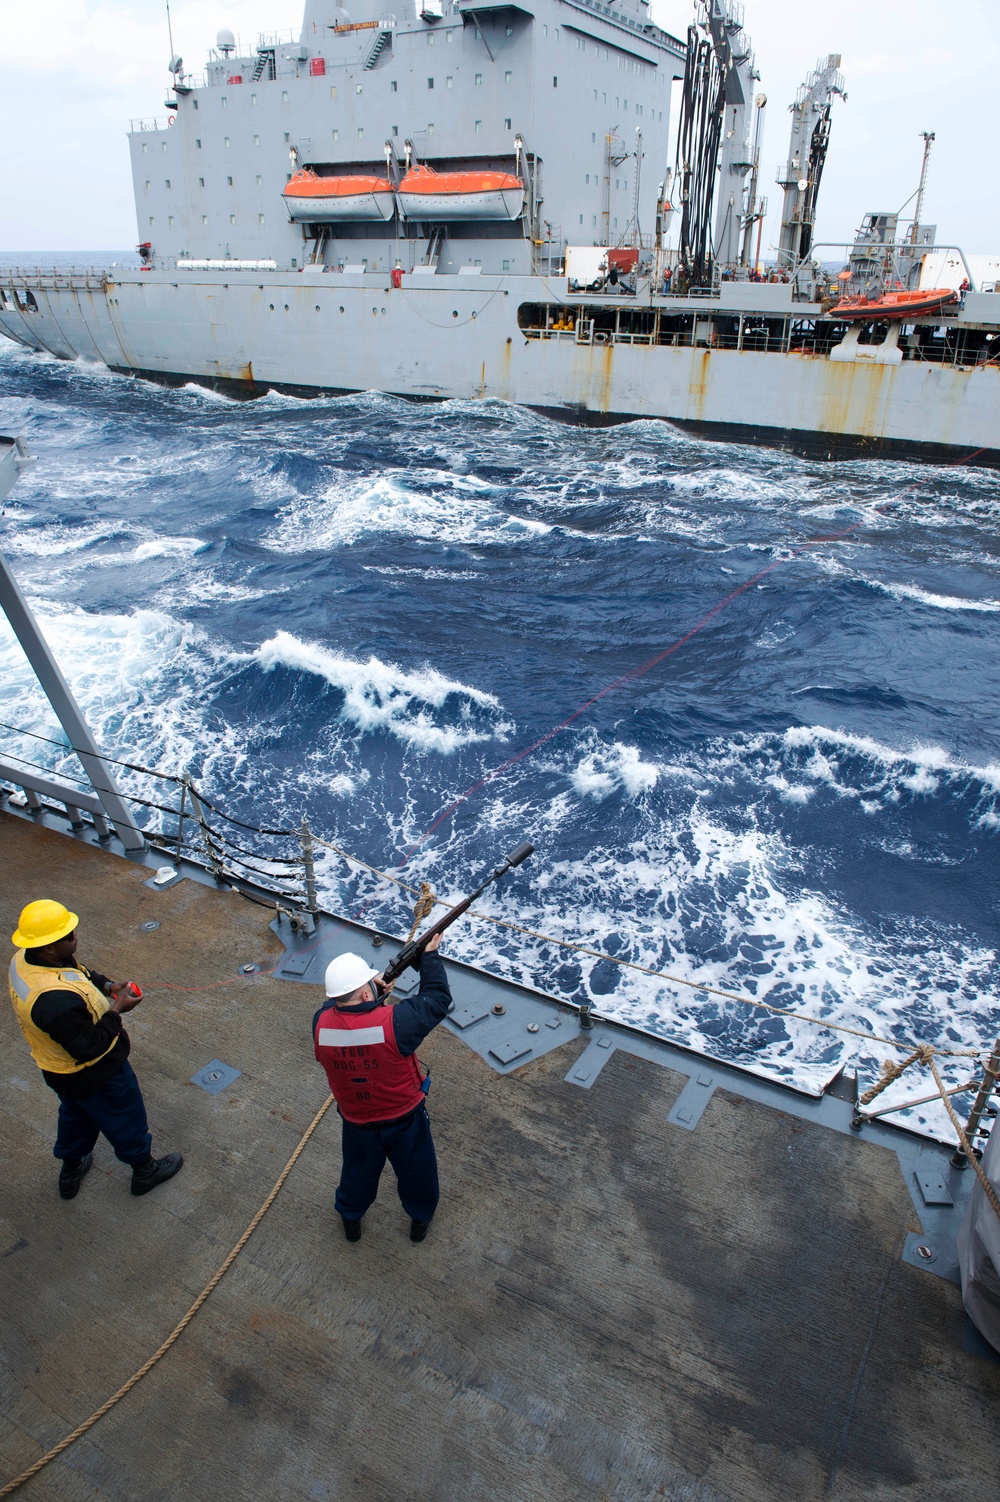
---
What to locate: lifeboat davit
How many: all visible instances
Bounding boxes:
[834,287,959,321]
[397,164,525,222]
[282,169,395,223]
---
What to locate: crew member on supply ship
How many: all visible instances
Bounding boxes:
[313,934,451,1244]
[8,900,183,1200]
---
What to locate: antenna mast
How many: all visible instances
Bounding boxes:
[910,131,935,243]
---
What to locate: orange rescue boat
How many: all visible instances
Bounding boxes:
[282,168,395,222]
[833,287,959,321]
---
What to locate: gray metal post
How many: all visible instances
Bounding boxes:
[952,1038,1000,1168]
[186,782,226,882]
[0,437,144,852]
[299,816,318,936]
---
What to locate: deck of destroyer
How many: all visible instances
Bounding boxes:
[3,809,1000,1501]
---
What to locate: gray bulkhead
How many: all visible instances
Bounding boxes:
[130,0,684,274]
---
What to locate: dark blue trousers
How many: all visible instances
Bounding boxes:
[51,1061,153,1166]
[335,1105,439,1224]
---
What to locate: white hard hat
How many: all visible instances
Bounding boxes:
[324,952,380,999]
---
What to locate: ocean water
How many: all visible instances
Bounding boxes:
[1,320,998,1140]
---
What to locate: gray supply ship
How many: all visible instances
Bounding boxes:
[1,0,998,467]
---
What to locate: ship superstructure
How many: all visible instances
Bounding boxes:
[1,0,998,467]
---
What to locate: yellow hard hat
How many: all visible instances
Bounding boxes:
[12,900,79,949]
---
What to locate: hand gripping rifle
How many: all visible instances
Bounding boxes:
[380,840,534,985]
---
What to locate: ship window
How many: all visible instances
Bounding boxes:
[446,28,452,42]
[227,175,233,186]
[202,214,208,224]
[591,132,595,142]
[149,216,155,226]
[427,32,434,44]
[504,118,511,130]
[142,143,147,153]
[474,119,481,132]
[391,80,397,92]
[330,86,337,99]
[284,132,290,142]
[613,217,618,228]
[199,176,205,187]
[256,174,262,186]
[447,76,453,87]
[592,215,597,226]
[585,174,589,184]
[504,70,511,83]
[165,178,171,188]
[428,77,434,88]
[282,90,288,102]
[259,213,265,224]
[224,136,230,147]
[553,76,557,87]
[221,96,227,108]
[230,213,236,224]
[579,214,583,224]
[196,137,202,147]
[251,93,257,105]
[332,128,339,140]
[543,24,547,36]
[503,259,510,271]
[161,141,168,151]
[392,125,398,136]
[193,98,199,108]
[475,72,482,85]
[168,216,175,226]
[427,122,435,134]
[357,126,364,139]
[356,83,363,94]
[505,23,512,35]
[254,134,260,145]
[144,179,150,191]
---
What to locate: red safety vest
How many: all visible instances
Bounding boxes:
[314,1001,426,1125]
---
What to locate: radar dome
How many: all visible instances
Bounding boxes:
[217,27,236,53]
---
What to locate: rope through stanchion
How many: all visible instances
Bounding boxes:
[0,1094,334,1499]
[927,1055,1000,1223]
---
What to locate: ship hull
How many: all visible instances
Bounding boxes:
[1,269,997,468]
[284,192,396,222]
[397,187,525,221]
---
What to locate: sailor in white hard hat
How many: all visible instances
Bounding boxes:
[313,933,451,1243]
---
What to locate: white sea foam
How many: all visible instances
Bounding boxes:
[133,537,207,560]
[265,472,554,552]
[570,742,660,800]
[870,579,1000,612]
[255,630,512,754]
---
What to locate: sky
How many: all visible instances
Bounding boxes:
[1,0,997,254]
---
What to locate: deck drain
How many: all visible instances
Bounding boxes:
[240,963,259,975]
[140,920,160,932]
[916,1244,937,1263]
[492,1003,506,1015]
[527,1022,540,1033]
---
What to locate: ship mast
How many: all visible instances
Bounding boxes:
[775,54,846,271]
[910,131,935,244]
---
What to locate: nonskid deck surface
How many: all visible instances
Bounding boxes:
[2,810,1000,1502]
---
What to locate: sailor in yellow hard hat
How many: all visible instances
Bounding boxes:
[9,899,183,1200]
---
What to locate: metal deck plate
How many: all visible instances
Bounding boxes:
[190,1059,242,1095]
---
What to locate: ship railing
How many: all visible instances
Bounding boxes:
[129,117,170,134]
[788,240,979,299]
[0,730,321,932]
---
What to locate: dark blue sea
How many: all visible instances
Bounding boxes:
[2,264,998,1137]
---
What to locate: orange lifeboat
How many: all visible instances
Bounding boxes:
[833,287,959,321]
[397,164,525,222]
[282,168,395,223]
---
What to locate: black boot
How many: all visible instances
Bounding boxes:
[409,1218,432,1243]
[130,1151,183,1196]
[58,1153,93,1200]
[341,1217,363,1242]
